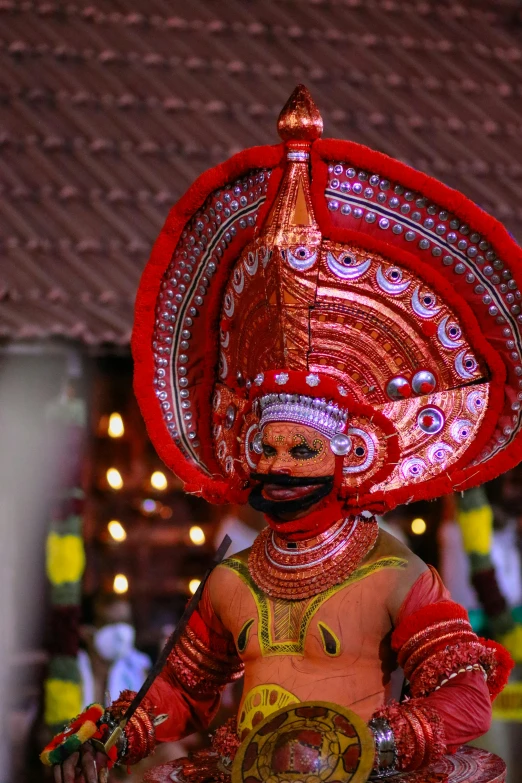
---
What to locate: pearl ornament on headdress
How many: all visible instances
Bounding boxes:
[330,433,353,456]
[252,432,264,455]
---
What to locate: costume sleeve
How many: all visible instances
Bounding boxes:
[370,567,513,775]
[106,584,243,765]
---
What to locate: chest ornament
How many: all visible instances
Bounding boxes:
[224,555,407,657]
[248,516,379,599]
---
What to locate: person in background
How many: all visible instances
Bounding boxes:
[214,504,265,557]
[78,597,151,709]
[438,484,522,662]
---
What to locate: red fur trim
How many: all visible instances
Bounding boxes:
[407,638,512,700]
[478,638,514,700]
[391,599,513,699]
[314,138,522,274]
[392,600,470,652]
[132,144,284,502]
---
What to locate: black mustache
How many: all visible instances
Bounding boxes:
[250,473,334,488]
[248,479,334,519]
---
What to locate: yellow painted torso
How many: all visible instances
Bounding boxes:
[209,544,413,738]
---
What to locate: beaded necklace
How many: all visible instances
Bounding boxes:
[248,515,379,599]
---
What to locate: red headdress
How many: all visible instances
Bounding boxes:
[133,86,522,515]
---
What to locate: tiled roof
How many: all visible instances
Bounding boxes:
[1,0,522,344]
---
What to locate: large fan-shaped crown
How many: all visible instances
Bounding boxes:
[133,85,522,512]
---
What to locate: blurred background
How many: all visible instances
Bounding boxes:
[2,0,522,781]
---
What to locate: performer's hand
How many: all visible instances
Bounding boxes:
[52,742,108,783]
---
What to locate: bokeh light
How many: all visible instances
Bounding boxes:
[108,520,127,542]
[108,412,124,438]
[411,518,427,535]
[151,470,168,491]
[141,498,157,514]
[113,574,129,594]
[189,526,205,545]
[106,467,123,490]
[188,579,201,595]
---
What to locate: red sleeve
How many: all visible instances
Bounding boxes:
[422,670,491,750]
[383,566,512,763]
[395,566,450,628]
[145,585,243,743]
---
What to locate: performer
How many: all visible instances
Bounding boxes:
[48,86,522,782]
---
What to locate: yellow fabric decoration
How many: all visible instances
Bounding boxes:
[498,624,522,665]
[493,681,522,722]
[46,533,85,586]
[457,505,492,556]
[44,679,83,727]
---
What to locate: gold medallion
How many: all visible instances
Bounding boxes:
[232,700,375,783]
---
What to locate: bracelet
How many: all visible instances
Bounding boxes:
[368,716,397,778]
[106,690,157,765]
[99,711,128,763]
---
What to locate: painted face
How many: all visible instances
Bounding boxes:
[256,422,335,503]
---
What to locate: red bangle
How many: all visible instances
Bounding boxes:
[403,708,426,770]
[371,700,446,772]
[107,690,157,765]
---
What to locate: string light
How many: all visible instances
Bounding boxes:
[188,579,201,595]
[113,574,129,594]
[108,412,124,438]
[106,468,123,490]
[189,526,205,546]
[151,471,168,491]
[411,518,427,535]
[108,520,127,542]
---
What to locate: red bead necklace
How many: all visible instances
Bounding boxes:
[248,515,379,599]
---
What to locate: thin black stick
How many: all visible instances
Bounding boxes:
[121,534,232,726]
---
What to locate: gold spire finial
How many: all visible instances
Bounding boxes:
[277,85,323,144]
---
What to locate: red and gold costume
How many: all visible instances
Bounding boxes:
[46,87,522,781]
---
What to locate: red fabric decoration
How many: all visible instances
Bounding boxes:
[392,600,470,651]
[392,596,514,700]
[391,567,498,751]
[132,143,284,503]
